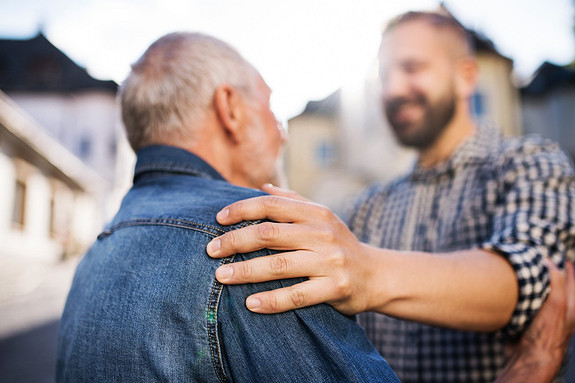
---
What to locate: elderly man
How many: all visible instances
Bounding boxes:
[206,11,575,383]
[55,32,400,382]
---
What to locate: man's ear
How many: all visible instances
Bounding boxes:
[455,57,478,99]
[214,84,247,143]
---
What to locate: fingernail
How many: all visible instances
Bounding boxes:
[207,239,221,256]
[216,265,233,280]
[246,297,261,310]
[217,208,229,222]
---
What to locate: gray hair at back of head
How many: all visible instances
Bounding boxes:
[120,32,259,152]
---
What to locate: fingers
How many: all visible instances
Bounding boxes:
[544,259,575,338]
[545,259,566,302]
[242,279,335,314]
[215,195,329,226]
[215,250,321,284]
[207,221,315,258]
[565,262,575,334]
[260,184,309,202]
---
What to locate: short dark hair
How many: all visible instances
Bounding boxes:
[383,11,474,55]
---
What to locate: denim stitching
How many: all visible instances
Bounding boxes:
[97,218,259,239]
[208,255,235,383]
[135,163,216,180]
[207,219,263,382]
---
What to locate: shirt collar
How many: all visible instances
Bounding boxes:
[133,145,226,183]
[410,123,503,182]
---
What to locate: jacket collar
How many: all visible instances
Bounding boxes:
[133,145,226,183]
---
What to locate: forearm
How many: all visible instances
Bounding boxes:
[365,245,519,331]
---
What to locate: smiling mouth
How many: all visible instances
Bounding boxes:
[395,103,421,121]
[388,101,423,125]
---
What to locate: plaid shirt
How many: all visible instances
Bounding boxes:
[347,125,575,383]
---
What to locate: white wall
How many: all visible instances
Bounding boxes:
[7,89,133,222]
[8,91,120,183]
[0,156,60,260]
[0,150,101,261]
[0,151,15,234]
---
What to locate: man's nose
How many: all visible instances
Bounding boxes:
[381,70,409,99]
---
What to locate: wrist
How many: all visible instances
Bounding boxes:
[359,244,402,313]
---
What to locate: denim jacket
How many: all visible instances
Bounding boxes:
[56,145,399,383]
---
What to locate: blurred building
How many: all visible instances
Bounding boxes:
[0,91,106,261]
[521,61,575,160]
[0,32,134,261]
[0,33,134,214]
[286,7,522,211]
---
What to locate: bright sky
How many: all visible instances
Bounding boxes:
[1,0,573,120]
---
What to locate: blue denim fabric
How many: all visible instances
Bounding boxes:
[56,145,399,382]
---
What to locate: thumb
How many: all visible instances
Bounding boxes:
[260,184,309,202]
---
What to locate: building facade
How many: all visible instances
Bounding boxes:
[0,32,134,219]
[0,32,134,261]
[0,91,106,261]
[521,61,575,161]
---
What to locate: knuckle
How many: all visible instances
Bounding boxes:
[316,205,334,221]
[222,230,237,248]
[217,233,239,255]
[334,275,351,297]
[256,222,279,241]
[236,261,252,280]
[263,195,282,211]
[327,249,346,268]
[268,294,280,312]
[269,255,289,276]
[318,226,338,244]
[290,288,306,308]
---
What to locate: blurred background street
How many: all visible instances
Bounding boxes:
[0,257,78,383]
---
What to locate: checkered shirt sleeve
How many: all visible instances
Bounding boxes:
[481,137,575,339]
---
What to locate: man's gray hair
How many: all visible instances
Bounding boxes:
[120,32,259,151]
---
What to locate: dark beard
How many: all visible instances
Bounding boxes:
[384,90,456,150]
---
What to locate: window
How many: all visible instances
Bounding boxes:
[49,195,56,237]
[79,134,92,160]
[315,141,336,167]
[109,138,117,158]
[12,179,26,229]
[471,92,485,118]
